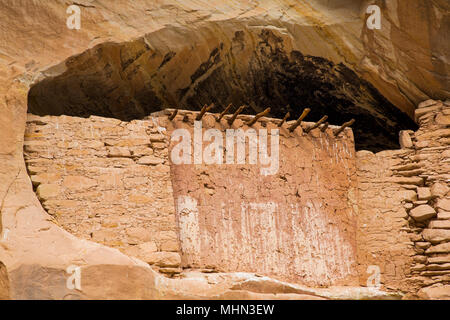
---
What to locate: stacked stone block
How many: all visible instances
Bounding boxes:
[24,114,181,276]
[22,99,450,297]
[399,100,450,295]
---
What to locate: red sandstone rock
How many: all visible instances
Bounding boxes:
[63,176,97,191]
[399,131,413,149]
[436,199,450,212]
[418,100,440,109]
[137,156,165,165]
[0,262,9,300]
[418,285,450,300]
[409,205,436,222]
[417,187,432,201]
[429,220,450,229]
[144,252,181,268]
[426,243,450,254]
[107,147,132,158]
[423,229,450,244]
[437,211,450,220]
[428,255,450,264]
[431,183,449,198]
[36,184,61,200]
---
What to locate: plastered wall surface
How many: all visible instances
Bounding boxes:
[166,111,358,287]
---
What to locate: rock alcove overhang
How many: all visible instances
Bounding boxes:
[27,24,418,152]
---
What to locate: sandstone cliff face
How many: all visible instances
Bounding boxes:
[0,0,449,299]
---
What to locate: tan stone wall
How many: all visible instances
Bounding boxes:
[24,114,181,275]
[356,100,450,297]
[356,149,417,293]
[409,100,450,296]
[0,261,9,300]
[166,110,359,287]
[24,110,360,287]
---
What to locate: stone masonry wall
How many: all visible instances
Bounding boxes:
[165,110,359,287]
[23,114,181,276]
[23,102,449,296]
[357,99,450,298]
[24,110,359,286]
[356,148,417,293]
[407,100,450,298]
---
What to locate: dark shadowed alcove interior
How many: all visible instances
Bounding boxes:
[28,27,417,152]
